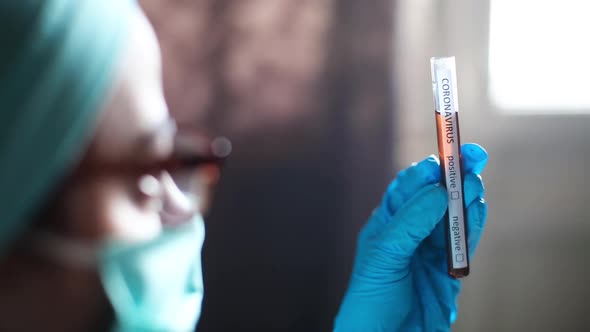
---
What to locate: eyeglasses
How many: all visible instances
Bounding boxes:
[73,120,232,217]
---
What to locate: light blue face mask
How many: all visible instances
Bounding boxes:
[101,215,205,332]
[32,215,206,332]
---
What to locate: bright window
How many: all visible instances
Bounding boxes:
[488,0,590,114]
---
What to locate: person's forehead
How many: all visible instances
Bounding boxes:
[89,7,169,161]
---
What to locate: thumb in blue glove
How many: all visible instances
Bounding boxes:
[334,143,488,332]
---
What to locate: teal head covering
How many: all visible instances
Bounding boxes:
[0,0,135,255]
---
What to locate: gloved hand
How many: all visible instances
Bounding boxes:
[334,143,488,332]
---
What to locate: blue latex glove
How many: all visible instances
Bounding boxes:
[334,143,488,332]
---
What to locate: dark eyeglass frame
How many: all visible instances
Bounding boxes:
[73,120,232,178]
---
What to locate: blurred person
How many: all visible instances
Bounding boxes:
[0,1,488,332]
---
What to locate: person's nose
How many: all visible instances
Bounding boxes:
[159,171,196,225]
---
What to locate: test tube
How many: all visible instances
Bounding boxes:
[430,57,469,278]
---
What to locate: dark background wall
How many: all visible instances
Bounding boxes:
[140,1,395,330]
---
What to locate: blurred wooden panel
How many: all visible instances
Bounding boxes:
[140,0,332,135]
[140,1,394,331]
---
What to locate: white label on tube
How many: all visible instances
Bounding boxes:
[431,57,468,269]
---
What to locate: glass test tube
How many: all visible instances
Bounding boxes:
[430,57,469,278]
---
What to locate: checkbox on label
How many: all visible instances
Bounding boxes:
[456,254,464,262]
[450,191,460,200]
